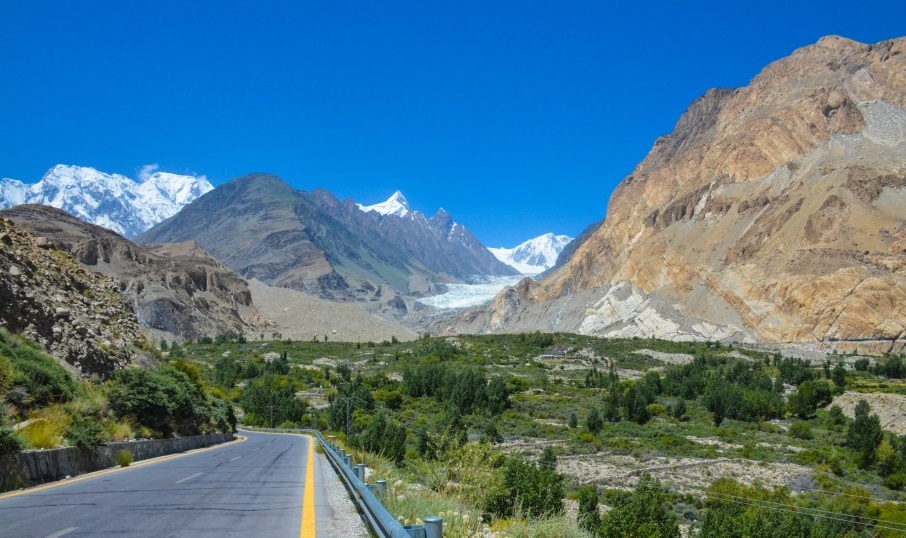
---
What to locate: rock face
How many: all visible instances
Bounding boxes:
[0,217,146,376]
[138,175,515,310]
[446,36,906,354]
[1,205,256,341]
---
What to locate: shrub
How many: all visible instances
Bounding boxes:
[586,408,603,435]
[486,456,564,519]
[0,330,76,408]
[789,421,813,440]
[66,414,104,450]
[884,472,906,490]
[599,474,679,538]
[0,427,23,455]
[116,449,133,467]
[853,358,870,372]
[577,485,601,531]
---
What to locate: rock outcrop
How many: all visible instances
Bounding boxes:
[1,205,257,341]
[0,217,146,376]
[443,36,906,354]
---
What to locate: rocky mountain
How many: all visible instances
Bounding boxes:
[1,205,256,341]
[489,233,573,274]
[0,216,147,376]
[138,175,515,314]
[0,164,213,238]
[444,35,906,355]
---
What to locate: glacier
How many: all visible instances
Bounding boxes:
[417,275,525,309]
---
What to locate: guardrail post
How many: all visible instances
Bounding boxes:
[356,463,366,481]
[404,525,426,538]
[375,479,386,498]
[344,454,352,467]
[423,516,443,538]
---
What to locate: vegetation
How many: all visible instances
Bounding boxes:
[0,328,235,455]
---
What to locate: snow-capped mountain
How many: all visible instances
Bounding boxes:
[356,190,411,218]
[0,164,213,238]
[489,233,574,274]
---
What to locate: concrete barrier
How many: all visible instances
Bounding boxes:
[0,432,234,492]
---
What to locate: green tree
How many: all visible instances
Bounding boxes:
[847,399,883,469]
[586,407,603,436]
[568,411,578,429]
[240,375,307,428]
[599,474,679,538]
[787,380,832,419]
[831,362,847,389]
[671,398,687,421]
[577,485,601,532]
[539,446,557,469]
[357,410,407,464]
[877,438,900,477]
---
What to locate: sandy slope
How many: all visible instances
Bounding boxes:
[247,279,417,343]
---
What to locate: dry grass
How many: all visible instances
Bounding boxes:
[19,405,71,449]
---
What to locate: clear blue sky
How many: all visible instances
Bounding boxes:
[1,1,903,247]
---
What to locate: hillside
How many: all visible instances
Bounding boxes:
[1,205,256,341]
[445,36,906,355]
[0,216,146,376]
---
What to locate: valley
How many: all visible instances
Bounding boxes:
[2,30,906,538]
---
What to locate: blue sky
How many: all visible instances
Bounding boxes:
[1,1,903,246]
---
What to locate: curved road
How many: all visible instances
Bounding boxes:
[0,431,352,538]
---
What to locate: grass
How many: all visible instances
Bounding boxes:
[18,405,71,449]
[116,449,133,467]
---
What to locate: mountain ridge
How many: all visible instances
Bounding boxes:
[0,164,212,238]
[489,233,573,274]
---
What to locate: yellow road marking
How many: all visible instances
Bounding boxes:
[0,435,247,501]
[300,435,317,538]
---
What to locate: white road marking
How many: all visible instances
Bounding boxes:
[175,472,203,484]
[229,456,241,462]
[44,528,78,538]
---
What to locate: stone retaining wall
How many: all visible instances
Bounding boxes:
[0,432,234,492]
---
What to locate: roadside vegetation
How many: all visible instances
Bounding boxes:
[174,332,906,536]
[0,328,235,456]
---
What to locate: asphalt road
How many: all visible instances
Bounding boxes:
[0,431,340,538]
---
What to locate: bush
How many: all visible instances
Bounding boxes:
[853,358,870,372]
[789,421,813,440]
[108,366,214,436]
[0,427,23,455]
[66,414,104,450]
[486,456,564,519]
[0,330,76,409]
[884,472,906,490]
[599,474,679,538]
[116,449,133,467]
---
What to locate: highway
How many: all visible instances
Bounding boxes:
[0,431,349,538]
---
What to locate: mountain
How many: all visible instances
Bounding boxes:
[442,35,906,355]
[0,215,146,376]
[357,190,412,217]
[137,175,514,316]
[489,233,573,274]
[1,205,257,341]
[0,164,213,238]
[329,189,518,280]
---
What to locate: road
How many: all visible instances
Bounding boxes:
[0,431,350,538]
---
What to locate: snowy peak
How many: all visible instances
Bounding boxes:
[489,233,574,274]
[357,190,411,217]
[0,164,213,238]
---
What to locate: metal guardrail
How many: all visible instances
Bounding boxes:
[240,427,441,538]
